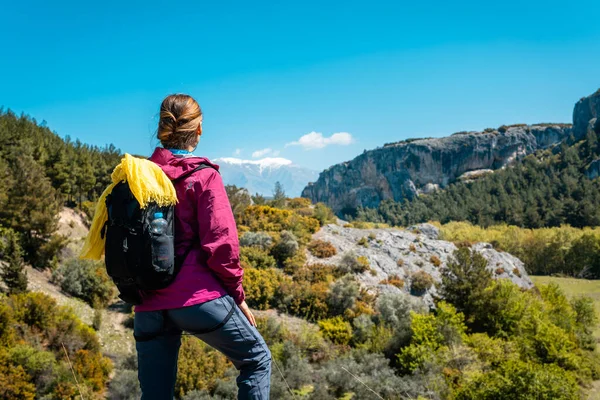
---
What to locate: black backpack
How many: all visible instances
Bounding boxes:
[102,163,214,304]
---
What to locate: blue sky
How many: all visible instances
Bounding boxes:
[1,0,599,171]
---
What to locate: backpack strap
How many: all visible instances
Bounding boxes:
[171,163,218,184]
[171,162,219,273]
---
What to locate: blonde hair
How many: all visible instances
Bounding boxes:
[157,94,202,149]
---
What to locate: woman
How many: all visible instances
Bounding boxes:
[134,94,271,399]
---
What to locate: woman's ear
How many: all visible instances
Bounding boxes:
[197,125,202,136]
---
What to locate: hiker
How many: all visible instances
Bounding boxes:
[82,94,271,399]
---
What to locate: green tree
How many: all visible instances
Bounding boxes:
[0,155,61,265]
[1,232,28,294]
[440,247,492,328]
[271,181,286,208]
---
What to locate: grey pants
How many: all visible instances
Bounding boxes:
[134,295,272,399]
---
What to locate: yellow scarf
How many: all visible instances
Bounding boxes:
[80,154,178,260]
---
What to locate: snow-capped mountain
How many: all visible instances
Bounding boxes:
[214,157,319,197]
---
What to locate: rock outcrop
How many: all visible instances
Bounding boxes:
[309,225,533,308]
[573,89,600,140]
[302,124,571,213]
[304,89,600,213]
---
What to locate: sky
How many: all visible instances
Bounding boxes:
[1,0,599,171]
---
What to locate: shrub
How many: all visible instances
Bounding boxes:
[397,258,404,267]
[73,349,112,391]
[278,279,329,321]
[282,251,306,274]
[337,251,370,274]
[51,258,115,308]
[108,369,141,400]
[357,237,369,247]
[356,256,370,272]
[495,267,505,275]
[318,316,352,345]
[239,231,272,250]
[313,203,336,227]
[409,243,417,252]
[411,271,434,294]
[452,360,579,400]
[239,205,319,243]
[175,337,231,398]
[92,309,102,331]
[368,232,377,240]
[8,344,56,393]
[380,275,405,289]
[0,358,36,400]
[239,246,276,269]
[327,275,360,316]
[430,255,442,267]
[512,267,521,277]
[287,197,312,209]
[270,231,299,264]
[308,240,337,258]
[243,268,283,310]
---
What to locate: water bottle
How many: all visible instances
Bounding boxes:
[150,212,168,235]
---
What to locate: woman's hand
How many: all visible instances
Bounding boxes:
[238,300,256,327]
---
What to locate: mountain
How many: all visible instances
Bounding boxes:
[215,157,319,197]
[303,88,600,215]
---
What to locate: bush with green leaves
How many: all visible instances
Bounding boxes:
[318,316,353,345]
[51,257,115,307]
[239,231,272,250]
[1,292,112,398]
[243,267,284,310]
[410,270,434,294]
[337,251,370,274]
[175,336,232,398]
[327,275,360,316]
[270,230,299,264]
[452,360,579,400]
[239,246,276,269]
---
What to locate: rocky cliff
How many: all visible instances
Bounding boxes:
[303,124,570,213]
[303,89,600,213]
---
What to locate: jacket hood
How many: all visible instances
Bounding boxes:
[149,148,220,180]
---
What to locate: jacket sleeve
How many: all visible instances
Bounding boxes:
[195,170,246,304]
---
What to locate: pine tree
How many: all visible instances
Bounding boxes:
[271,181,286,208]
[1,232,27,293]
[0,154,61,264]
[440,247,491,328]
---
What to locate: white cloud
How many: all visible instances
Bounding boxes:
[286,131,354,150]
[272,150,281,156]
[252,148,273,158]
[233,148,242,156]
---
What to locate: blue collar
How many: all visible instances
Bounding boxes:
[167,148,195,156]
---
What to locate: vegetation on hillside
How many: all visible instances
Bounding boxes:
[356,128,600,229]
[438,221,600,278]
[0,110,121,270]
[0,113,598,399]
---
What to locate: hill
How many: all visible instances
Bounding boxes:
[303,88,600,222]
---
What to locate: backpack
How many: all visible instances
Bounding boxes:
[102,163,214,304]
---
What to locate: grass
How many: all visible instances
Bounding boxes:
[530,276,600,400]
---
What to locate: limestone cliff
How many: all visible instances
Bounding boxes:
[302,124,570,213]
[303,89,600,213]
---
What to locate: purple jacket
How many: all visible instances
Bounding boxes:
[134,148,245,312]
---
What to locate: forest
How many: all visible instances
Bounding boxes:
[0,112,599,399]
